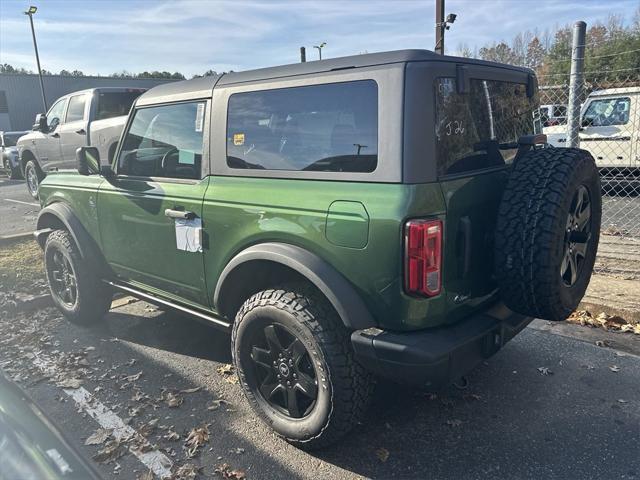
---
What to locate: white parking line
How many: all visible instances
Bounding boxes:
[33,356,174,478]
[4,198,40,207]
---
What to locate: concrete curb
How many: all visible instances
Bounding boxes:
[0,231,35,246]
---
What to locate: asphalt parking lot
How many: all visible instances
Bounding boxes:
[0,177,39,237]
[1,298,639,480]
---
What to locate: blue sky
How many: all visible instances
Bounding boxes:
[0,0,638,77]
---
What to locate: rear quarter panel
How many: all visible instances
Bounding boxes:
[203,177,447,331]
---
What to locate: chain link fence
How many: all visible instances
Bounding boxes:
[535,58,640,279]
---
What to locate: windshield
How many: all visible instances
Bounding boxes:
[582,97,630,127]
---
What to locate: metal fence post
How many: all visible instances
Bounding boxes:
[567,21,586,148]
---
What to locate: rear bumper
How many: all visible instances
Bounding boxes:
[351,303,532,389]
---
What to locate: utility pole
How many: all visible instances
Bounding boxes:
[300,46,306,63]
[567,21,586,148]
[24,5,47,111]
[435,0,445,55]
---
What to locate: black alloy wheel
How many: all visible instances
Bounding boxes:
[561,185,592,287]
[249,323,318,419]
[48,247,78,308]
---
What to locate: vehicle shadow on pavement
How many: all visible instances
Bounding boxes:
[94,307,232,363]
[312,328,640,479]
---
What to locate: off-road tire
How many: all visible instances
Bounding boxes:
[44,230,112,325]
[25,160,42,199]
[494,147,601,321]
[232,285,374,450]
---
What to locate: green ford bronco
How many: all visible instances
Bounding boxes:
[35,50,601,449]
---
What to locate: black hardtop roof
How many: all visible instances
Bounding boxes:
[136,49,533,105]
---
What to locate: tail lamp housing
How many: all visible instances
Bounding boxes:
[404,219,443,297]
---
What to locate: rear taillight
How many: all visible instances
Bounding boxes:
[404,219,443,297]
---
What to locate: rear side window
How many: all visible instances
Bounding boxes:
[226,80,378,173]
[97,91,144,120]
[435,78,539,176]
[118,102,205,179]
[66,95,87,122]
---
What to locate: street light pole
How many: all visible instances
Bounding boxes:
[24,6,47,111]
[313,42,326,60]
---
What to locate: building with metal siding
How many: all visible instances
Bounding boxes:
[0,74,176,131]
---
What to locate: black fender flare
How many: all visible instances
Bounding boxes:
[35,202,109,276]
[214,242,376,330]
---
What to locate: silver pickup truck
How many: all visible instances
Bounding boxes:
[17,87,146,198]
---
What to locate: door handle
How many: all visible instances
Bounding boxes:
[75,128,86,135]
[164,208,195,220]
[51,132,60,138]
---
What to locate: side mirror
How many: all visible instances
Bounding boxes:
[76,146,101,175]
[33,113,47,131]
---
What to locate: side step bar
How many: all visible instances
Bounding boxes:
[105,281,231,330]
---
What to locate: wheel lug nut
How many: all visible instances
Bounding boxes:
[286,381,291,386]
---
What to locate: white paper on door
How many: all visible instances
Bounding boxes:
[174,217,203,253]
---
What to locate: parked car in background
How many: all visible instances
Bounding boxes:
[539,103,567,126]
[35,50,601,448]
[545,87,638,187]
[1,130,28,179]
[17,87,146,198]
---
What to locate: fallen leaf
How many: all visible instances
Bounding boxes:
[139,418,159,437]
[179,387,202,394]
[124,371,143,382]
[85,428,112,445]
[618,399,628,403]
[166,392,183,408]
[164,430,180,441]
[375,447,390,462]
[233,448,245,454]
[537,367,553,376]
[92,440,124,464]
[137,470,154,480]
[216,364,233,376]
[185,425,210,457]
[446,419,462,427]
[207,399,230,411]
[214,463,246,479]
[57,378,83,389]
[173,464,201,480]
[610,365,621,372]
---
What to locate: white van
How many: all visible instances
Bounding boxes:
[544,87,638,178]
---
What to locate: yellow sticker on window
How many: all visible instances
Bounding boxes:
[233,133,245,146]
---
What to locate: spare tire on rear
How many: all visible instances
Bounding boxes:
[494,147,601,321]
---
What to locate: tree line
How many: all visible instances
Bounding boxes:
[457,10,640,83]
[0,64,224,80]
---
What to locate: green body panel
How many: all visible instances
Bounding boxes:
[96,177,210,306]
[38,171,105,247]
[325,201,369,249]
[201,177,447,330]
[38,167,509,332]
